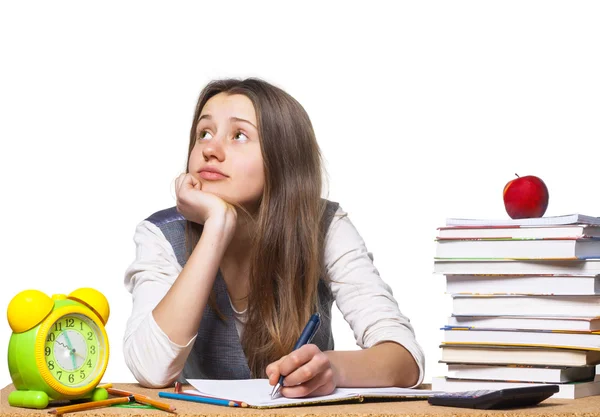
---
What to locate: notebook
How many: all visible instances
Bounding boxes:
[432,376,600,399]
[186,378,439,408]
[445,214,600,227]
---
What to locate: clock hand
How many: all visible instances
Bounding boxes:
[56,341,70,350]
[62,330,73,350]
[61,331,78,369]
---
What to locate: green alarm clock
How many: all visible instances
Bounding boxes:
[7,288,110,409]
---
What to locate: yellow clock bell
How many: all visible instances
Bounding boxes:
[7,288,110,408]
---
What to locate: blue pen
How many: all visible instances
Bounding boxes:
[270,312,321,399]
[159,392,242,407]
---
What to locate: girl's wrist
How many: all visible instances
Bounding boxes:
[324,351,345,387]
[203,210,237,240]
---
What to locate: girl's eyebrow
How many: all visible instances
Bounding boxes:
[198,114,257,130]
[230,116,257,130]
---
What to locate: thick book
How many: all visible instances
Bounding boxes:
[434,259,600,275]
[446,214,600,227]
[185,378,438,408]
[431,376,600,399]
[440,344,600,367]
[447,316,600,332]
[438,225,600,239]
[435,238,600,260]
[445,274,600,296]
[452,294,600,317]
[446,363,596,383]
[443,327,600,350]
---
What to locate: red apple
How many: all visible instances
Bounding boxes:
[503,174,549,219]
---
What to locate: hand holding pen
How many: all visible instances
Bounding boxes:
[267,313,337,399]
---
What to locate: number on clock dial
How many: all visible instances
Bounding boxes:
[44,314,101,386]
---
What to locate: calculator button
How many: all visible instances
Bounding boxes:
[445,390,495,398]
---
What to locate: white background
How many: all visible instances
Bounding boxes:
[1,1,599,388]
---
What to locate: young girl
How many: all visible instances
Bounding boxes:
[123,78,425,397]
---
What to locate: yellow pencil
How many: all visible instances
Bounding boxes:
[48,396,134,415]
[106,388,177,413]
[96,383,113,389]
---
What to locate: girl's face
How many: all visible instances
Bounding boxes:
[188,93,265,211]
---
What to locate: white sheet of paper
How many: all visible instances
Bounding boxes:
[186,378,439,407]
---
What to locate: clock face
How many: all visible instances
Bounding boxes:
[43,313,106,387]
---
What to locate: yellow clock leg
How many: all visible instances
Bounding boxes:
[8,390,49,409]
[90,387,109,401]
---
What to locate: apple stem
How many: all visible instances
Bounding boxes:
[515,173,520,178]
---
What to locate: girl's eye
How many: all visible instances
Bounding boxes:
[197,130,213,141]
[233,131,248,142]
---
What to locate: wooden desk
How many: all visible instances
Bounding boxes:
[2,383,600,417]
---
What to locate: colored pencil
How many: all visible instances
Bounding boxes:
[172,382,246,407]
[106,388,176,412]
[48,396,134,415]
[174,381,183,393]
[176,390,247,407]
[96,383,113,389]
[159,392,246,407]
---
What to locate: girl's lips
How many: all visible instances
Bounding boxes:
[199,171,227,180]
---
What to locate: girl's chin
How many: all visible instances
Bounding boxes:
[199,187,261,212]
[202,190,239,206]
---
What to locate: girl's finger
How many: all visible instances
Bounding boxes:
[277,345,321,385]
[266,357,286,385]
[175,173,186,193]
[280,371,330,398]
[281,352,330,387]
[309,378,336,397]
[191,174,201,190]
[179,174,196,192]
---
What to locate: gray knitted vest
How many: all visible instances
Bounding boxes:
[145,200,339,380]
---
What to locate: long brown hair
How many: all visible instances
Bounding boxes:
[185,78,327,377]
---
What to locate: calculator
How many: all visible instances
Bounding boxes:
[428,385,559,409]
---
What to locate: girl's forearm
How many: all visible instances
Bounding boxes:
[153,217,234,345]
[326,342,420,388]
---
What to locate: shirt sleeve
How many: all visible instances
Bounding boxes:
[123,220,197,388]
[325,206,426,387]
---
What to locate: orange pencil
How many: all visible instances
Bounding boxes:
[48,396,134,415]
[107,388,177,413]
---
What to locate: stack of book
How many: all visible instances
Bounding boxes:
[432,213,600,399]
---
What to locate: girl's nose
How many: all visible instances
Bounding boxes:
[202,138,226,162]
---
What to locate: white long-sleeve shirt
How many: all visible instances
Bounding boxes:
[123,206,425,388]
